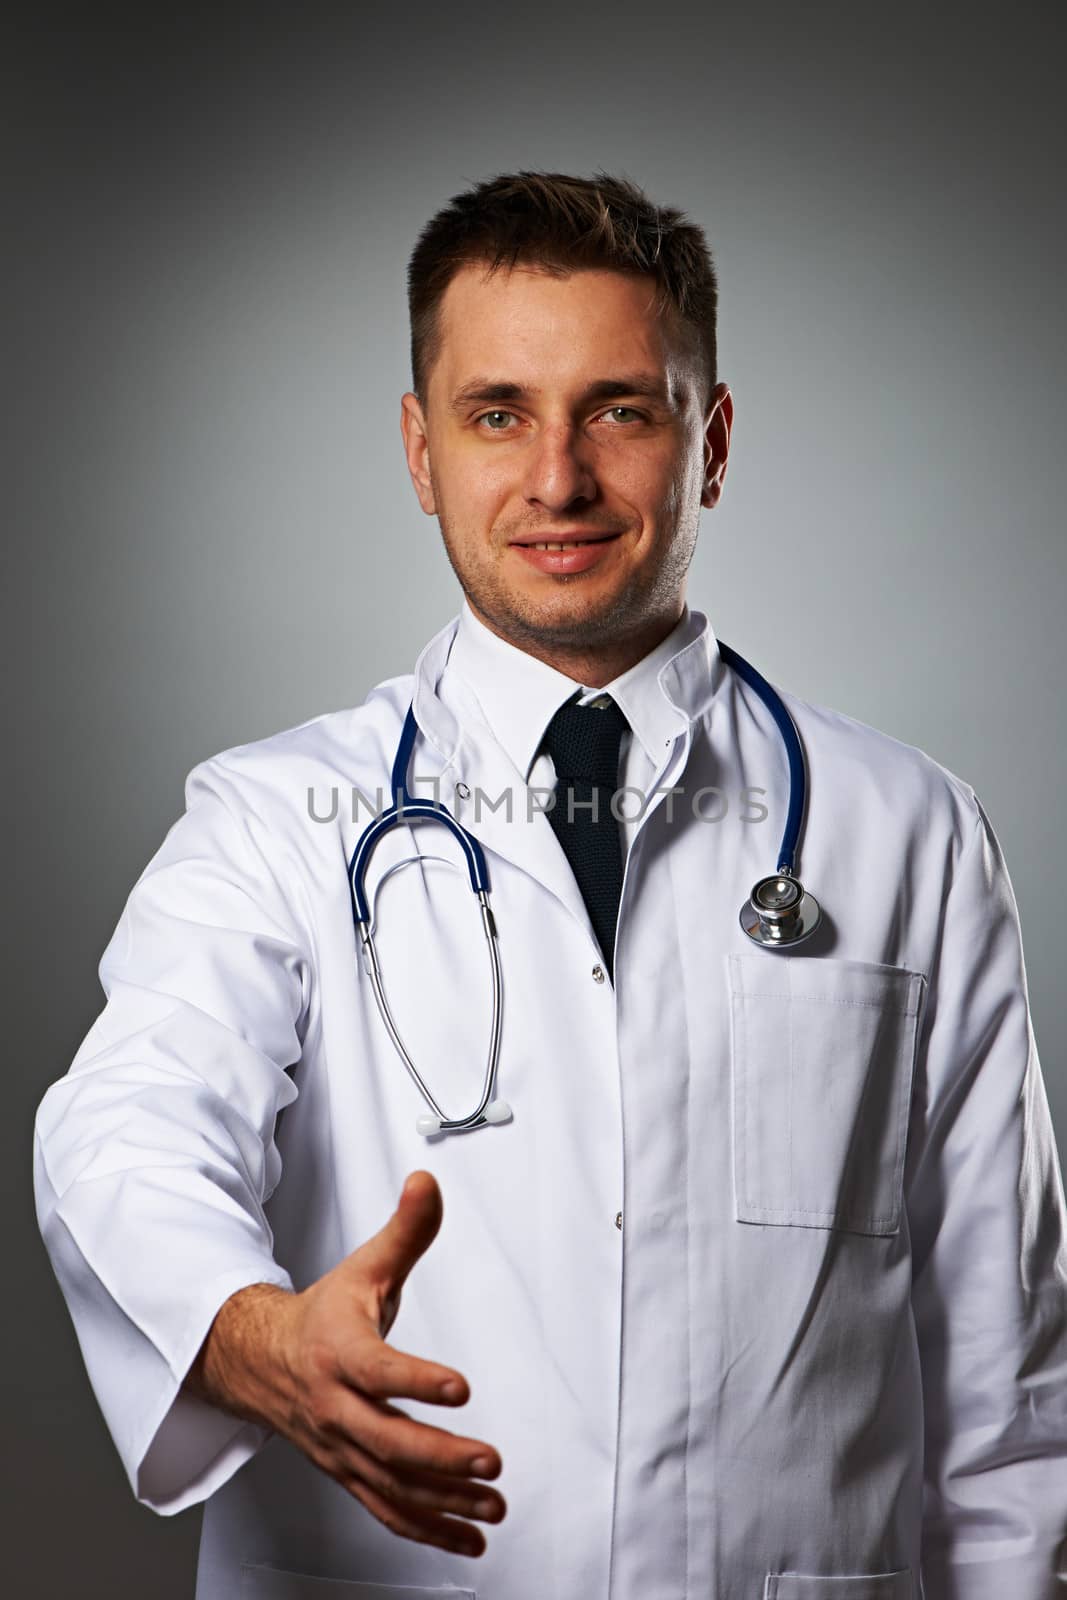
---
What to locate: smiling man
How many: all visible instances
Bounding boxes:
[34,171,1067,1600]
[401,260,731,685]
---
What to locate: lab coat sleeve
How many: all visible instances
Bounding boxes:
[908,792,1067,1598]
[33,754,310,1515]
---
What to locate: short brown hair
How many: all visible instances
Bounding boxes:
[406,169,718,411]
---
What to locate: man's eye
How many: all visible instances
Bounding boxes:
[476,406,643,430]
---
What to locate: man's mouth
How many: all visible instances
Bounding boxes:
[508,532,624,574]
[510,532,622,549]
[526,538,614,550]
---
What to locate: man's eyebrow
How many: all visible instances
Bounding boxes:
[447,374,676,412]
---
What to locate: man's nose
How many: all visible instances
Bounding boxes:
[522,422,598,511]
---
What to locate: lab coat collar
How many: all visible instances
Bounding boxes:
[444,599,589,780]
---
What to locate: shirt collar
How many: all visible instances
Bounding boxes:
[425,596,723,781]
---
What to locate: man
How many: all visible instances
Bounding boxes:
[34,171,1067,1599]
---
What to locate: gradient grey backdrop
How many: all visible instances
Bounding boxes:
[7,5,1066,1594]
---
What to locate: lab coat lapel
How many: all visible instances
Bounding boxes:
[405,616,616,937]
[450,720,598,937]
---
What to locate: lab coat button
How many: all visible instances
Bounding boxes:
[455,781,471,800]
[615,1210,623,1230]
[592,964,606,984]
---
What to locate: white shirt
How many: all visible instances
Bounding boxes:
[33,605,1067,1600]
[444,596,703,858]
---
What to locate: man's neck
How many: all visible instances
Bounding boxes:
[465,600,687,688]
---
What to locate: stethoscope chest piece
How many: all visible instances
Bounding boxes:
[740,871,821,949]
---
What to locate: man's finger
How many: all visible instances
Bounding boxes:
[350,1171,444,1309]
[342,1337,471,1406]
[344,1477,487,1559]
[337,1389,503,1481]
[337,1436,508,1525]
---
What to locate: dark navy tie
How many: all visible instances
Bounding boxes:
[540,692,629,983]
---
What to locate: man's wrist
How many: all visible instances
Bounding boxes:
[184,1281,297,1430]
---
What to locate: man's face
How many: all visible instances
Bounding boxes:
[400,261,732,664]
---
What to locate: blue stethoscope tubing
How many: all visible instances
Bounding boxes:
[716,642,804,875]
[347,641,821,1136]
[349,707,504,1136]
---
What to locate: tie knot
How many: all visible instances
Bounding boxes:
[541,693,629,786]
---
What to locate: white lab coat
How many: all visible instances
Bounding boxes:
[34,607,1067,1600]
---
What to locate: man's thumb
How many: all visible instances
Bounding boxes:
[352,1170,444,1303]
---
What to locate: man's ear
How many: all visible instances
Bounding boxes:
[701,382,733,510]
[400,393,437,515]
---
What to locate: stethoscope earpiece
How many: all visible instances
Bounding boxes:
[416,1099,512,1138]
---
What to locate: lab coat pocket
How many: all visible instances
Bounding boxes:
[240,1565,476,1598]
[729,954,925,1236]
[764,1569,914,1599]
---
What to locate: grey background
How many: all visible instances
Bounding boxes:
[7,4,1065,1594]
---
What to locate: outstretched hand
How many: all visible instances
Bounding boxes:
[187,1170,505,1558]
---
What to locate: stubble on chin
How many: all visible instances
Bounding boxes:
[440,541,640,654]
[435,504,699,656]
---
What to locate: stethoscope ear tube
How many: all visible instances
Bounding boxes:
[348,706,508,1133]
[349,705,491,925]
[355,890,509,1135]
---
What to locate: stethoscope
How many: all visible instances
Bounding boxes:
[347,641,821,1137]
